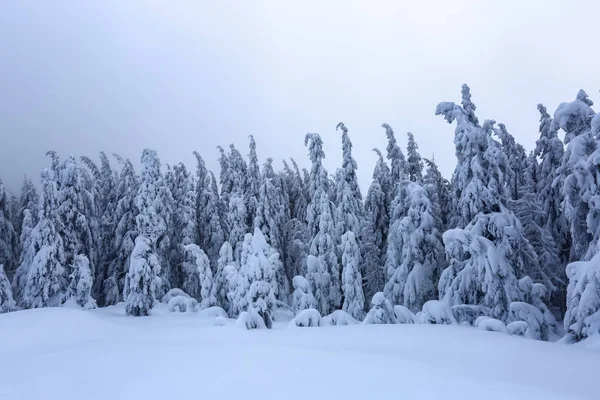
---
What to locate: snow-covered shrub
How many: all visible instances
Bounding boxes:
[477,318,508,334]
[198,306,227,319]
[0,264,16,313]
[474,316,490,328]
[168,295,189,312]
[364,292,396,324]
[64,255,97,310]
[214,316,228,326]
[322,310,359,326]
[451,305,490,325]
[236,310,267,330]
[507,321,528,337]
[186,298,199,312]
[290,309,322,327]
[162,288,190,304]
[291,275,317,315]
[420,300,456,325]
[394,305,416,324]
[510,302,547,341]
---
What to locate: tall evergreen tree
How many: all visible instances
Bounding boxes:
[18,169,66,309]
[254,158,286,253]
[341,231,364,319]
[246,135,261,229]
[406,132,423,182]
[534,104,570,264]
[0,179,17,277]
[102,157,138,305]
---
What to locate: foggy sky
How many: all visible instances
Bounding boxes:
[1,0,598,195]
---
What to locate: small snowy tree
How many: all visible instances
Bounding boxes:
[306,254,328,316]
[245,228,277,328]
[341,231,364,320]
[181,244,215,308]
[0,179,18,277]
[65,254,96,309]
[245,135,261,229]
[364,292,396,324]
[214,241,234,310]
[125,235,161,316]
[0,264,16,313]
[291,275,317,314]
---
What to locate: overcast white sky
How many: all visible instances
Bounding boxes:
[1,0,598,195]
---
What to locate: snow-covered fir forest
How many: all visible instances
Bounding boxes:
[2,84,600,344]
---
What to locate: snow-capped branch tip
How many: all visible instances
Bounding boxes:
[112,153,126,165]
[304,132,320,147]
[336,122,348,134]
[80,156,101,180]
[192,151,205,170]
[576,89,594,106]
[381,123,394,140]
[45,150,60,173]
[537,103,550,119]
[372,148,384,159]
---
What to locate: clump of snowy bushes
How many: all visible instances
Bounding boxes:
[322,310,358,326]
[289,309,322,327]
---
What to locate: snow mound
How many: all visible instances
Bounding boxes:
[162,288,190,304]
[510,302,547,341]
[394,305,415,324]
[322,310,359,326]
[214,316,228,326]
[364,292,396,324]
[236,310,267,330]
[289,309,322,327]
[198,306,228,319]
[420,300,456,325]
[477,318,508,334]
[452,305,490,325]
[168,296,197,313]
[507,321,528,337]
[474,316,490,328]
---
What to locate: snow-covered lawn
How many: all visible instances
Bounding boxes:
[0,305,597,400]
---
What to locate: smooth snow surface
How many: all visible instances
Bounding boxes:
[0,305,598,400]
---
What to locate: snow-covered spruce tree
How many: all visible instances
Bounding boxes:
[435,87,529,321]
[125,235,161,316]
[305,133,331,237]
[495,123,527,201]
[309,190,340,315]
[562,107,600,341]
[245,228,277,329]
[181,244,215,308]
[334,123,364,238]
[306,254,328,317]
[64,254,96,309]
[0,178,18,277]
[384,182,444,312]
[245,135,261,230]
[406,132,423,182]
[555,90,596,262]
[228,193,248,263]
[170,163,197,288]
[254,158,287,253]
[12,208,36,301]
[290,159,309,222]
[135,149,174,298]
[362,149,391,303]
[513,154,563,293]
[56,156,95,287]
[214,241,234,310]
[283,218,309,283]
[382,123,407,192]
[16,176,39,241]
[422,157,451,230]
[534,104,570,265]
[19,169,67,309]
[196,155,227,266]
[0,264,16,313]
[101,157,138,306]
[228,233,253,317]
[291,275,317,314]
[80,152,118,303]
[341,231,364,320]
